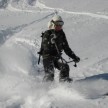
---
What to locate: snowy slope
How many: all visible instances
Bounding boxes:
[0,0,37,9]
[40,0,108,13]
[0,0,108,108]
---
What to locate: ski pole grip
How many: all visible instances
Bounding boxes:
[74,62,77,67]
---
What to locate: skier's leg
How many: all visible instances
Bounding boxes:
[43,57,54,81]
[59,63,69,81]
[55,60,72,82]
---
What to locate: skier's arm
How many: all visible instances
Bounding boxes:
[62,33,80,63]
[62,34,76,58]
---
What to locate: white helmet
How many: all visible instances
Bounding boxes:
[52,15,63,22]
[48,15,64,29]
[48,21,54,29]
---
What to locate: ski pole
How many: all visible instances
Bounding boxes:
[38,54,41,64]
[54,41,77,67]
[38,32,44,65]
[53,39,64,64]
[66,60,77,67]
[52,31,77,67]
[74,62,77,67]
[66,60,74,63]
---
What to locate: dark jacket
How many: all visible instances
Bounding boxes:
[41,29,75,59]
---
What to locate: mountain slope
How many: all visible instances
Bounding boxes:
[0,0,108,108]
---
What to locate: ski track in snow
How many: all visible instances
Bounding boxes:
[6,0,108,20]
[4,0,108,48]
[0,24,28,46]
[36,0,108,20]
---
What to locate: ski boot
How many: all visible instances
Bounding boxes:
[59,77,73,83]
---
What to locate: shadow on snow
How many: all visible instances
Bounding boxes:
[78,73,108,82]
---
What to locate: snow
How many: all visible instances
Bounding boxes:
[0,0,108,108]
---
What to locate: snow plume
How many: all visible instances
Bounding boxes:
[27,0,37,6]
[0,0,9,8]
[0,44,32,75]
[0,0,37,10]
[11,0,37,7]
[0,0,108,108]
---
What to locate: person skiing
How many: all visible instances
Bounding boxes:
[38,15,80,82]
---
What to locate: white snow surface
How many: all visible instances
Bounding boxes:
[0,0,108,108]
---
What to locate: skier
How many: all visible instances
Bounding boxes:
[38,15,80,82]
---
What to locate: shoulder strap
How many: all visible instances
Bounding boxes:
[39,29,53,50]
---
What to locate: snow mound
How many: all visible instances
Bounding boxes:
[49,84,84,101]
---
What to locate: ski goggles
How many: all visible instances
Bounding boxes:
[51,20,64,26]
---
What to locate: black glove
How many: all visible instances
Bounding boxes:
[71,54,80,63]
[74,56,80,63]
[37,50,43,55]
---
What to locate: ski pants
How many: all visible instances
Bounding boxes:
[43,56,70,81]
